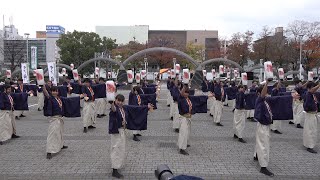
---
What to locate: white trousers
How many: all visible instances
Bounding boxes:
[214,101,223,123]
[83,101,96,128]
[270,121,282,131]
[228,99,236,109]
[293,102,304,125]
[14,110,24,117]
[233,109,246,138]
[178,116,191,150]
[172,103,180,129]
[247,110,254,118]
[169,98,174,118]
[167,92,172,106]
[0,110,14,142]
[111,129,126,169]
[46,116,64,153]
[209,97,216,116]
[37,92,44,110]
[303,112,318,149]
[96,98,106,115]
[254,122,270,167]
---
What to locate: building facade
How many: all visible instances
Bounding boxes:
[46,25,65,63]
[36,31,46,38]
[96,25,149,45]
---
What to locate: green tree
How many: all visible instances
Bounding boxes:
[56,30,117,74]
[185,42,205,62]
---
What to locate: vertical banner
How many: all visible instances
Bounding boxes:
[30,46,37,70]
[135,73,141,84]
[308,71,314,81]
[211,69,216,78]
[106,80,116,101]
[278,68,284,80]
[241,73,248,85]
[127,70,133,84]
[175,64,180,74]
[61,68,67,76]
[234,69,239,78]
[21,63,30,84]
[202,70,207,77]
[47,62,57,85]
[219,65,224,74]
[264,61,273,79]
[72,69,79,81]
[70,63,74,70]
[183,69,190,84]
[6,70,11,79]
[95,67,100,78]
[170,69,175,78]
[36,69,45,85]
[141,70,147,79]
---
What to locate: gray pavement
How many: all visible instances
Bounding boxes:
[0,83,319,180]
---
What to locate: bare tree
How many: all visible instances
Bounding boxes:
[0,40,26,72]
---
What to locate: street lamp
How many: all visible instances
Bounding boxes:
[299,34,304,80]
[144,57,148,74]
[24,33,30,64]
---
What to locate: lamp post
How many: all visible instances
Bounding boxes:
[299,34,303,80]
[24,33,30,64]
[173,58,176,74]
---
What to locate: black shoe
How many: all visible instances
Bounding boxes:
[20,114,26,117]
[289,121,294,125]
[88,125,96,129]
[12,134,20,138]
[167,105,170,107]
[233,134,238,139]
[209,114,213,117]
[15,116,20,120]
[297,124,303,129]
[260,167,274,177]
[0,141,3,145]
[97,114,102,118]
[174,129,179,133]
[247,117,251,120]
[38,108,42,111]
[232,109,235,112]
[187,144,191,147]
[61,145,68,149]
[273,130,282,134]
[238,138,246,143]
[307,148,317,154]
[254,155,258,161]
[46,153,52,159]
[216,123,223,126]
[133,135,140,141]
[101,114,106,117]
[112,169,124,179]
[179,149,189,155]
[170,117,173,120]
[224,104,229,107]
[136,134,142,136]
[83,127,87,133]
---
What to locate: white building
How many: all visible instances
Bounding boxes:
[95,25,149,45]
[46,25,65,62]
[0,30,4,66]
[3,25,23,40]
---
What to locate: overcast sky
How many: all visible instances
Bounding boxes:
[1,0,319,39]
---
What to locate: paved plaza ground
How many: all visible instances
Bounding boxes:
[0,83,319,180]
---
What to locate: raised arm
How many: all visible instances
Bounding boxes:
[43,85,50,98]
[261,81,269,98]
[310,83,320,93]
[111,102,116,112]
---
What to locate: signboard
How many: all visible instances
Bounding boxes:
[46,25,65,34]
[21,63,30,84]
[30,46,37,70]
[47,62,57,85]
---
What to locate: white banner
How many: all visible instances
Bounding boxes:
[21,63,30,84]
[6,70,11,79]
[30,46,37,70]
[72,69,79,81]
[47,62,57,85]
[36,69,45,85]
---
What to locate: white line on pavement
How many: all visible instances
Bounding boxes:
[28,104,38,107]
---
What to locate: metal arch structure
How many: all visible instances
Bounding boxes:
[191,58,243,89]
[43,63,72,74]
[195,58,244,71]
[77,57,123,72]
[118,47,200,83]
[284,70,307,78]
[246,64,279,78]
[122,47,200,68]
